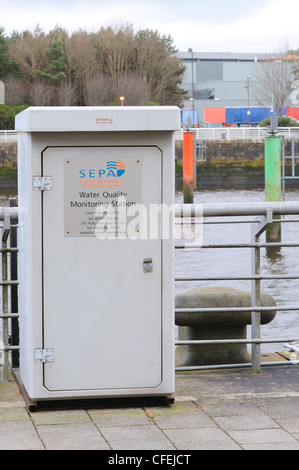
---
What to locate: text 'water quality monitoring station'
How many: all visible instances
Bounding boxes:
[15,106,180,403]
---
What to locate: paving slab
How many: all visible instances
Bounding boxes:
[227,428,298,445]
[0,365,299,450]
[36,423,110,450]
[99,424,176,450]
[0,421,44,450]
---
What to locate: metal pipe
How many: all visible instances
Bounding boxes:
[176,338,298,345]
[0,248,18,253]
[175,242,299,249]
[0,281,19,285]
[175,306,299,312]
[175,275,299,280]
[175,361,299,372]
[1,202,299,222]
[0,207,18,222]
[0,314,19,318]
[175,201,299,217]
[0,346,20,352]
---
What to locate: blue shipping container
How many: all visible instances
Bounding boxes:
[181,109,199,127]
[225,107,286,125]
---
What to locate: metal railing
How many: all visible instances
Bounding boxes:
[1,200,299,381]
[0,200,19,382]
[175,127,299,141]
[175,201,299,372]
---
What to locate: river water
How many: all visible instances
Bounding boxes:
[1,187,299,353]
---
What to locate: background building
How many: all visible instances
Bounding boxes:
[177,51,298,127]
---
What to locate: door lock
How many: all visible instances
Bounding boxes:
[143,258,153,273]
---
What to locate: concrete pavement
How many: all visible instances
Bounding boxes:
[1,365,299,450]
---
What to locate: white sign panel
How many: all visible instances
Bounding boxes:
[64,149,142,237]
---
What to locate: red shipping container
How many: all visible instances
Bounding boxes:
[204,107,226,124]
[287,107,299,121]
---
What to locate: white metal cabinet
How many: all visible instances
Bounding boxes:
[16,107,180,401]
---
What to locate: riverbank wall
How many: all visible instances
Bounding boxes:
[175,139,299,189]
[1,140,298,190]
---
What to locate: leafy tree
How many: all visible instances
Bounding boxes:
[0,103,28,129]
[259,116,299,127]
[0,27,9,78]
[8,25,50,83]
[36,26,68,87]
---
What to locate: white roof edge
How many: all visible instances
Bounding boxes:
[15,106,181,132]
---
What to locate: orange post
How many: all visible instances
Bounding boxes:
[183,132,194,203]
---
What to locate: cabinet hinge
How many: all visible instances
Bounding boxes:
[33,176,53,191]
[34,348,54,363]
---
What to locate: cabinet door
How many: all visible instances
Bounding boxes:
[42,146,162,392]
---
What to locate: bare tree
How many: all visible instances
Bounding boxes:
[65,31,98,105]
[134,30,185,105]
[94,25,135,93]
[117,72,151,105]
[56,80,77,105]
[251,49,299,115]
[3,76,27,105]
[84,74,113,105]
[29,81,52,105]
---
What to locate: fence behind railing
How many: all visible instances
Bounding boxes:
[0,130,18,142]
[175,127,299,141]
[2,128,299,144]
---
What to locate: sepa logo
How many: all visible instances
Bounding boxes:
[79,161,126,179]
[107,161,126,177]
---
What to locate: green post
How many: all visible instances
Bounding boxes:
[265,136,281,242]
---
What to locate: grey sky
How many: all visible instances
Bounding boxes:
[0,0,297,52]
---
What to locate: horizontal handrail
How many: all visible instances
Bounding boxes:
[3,202,297,222]
[176,242,299,249]
[175,306,299,312]
[176,275,299,280]
[175,201,299,217]
[176,338,298,345]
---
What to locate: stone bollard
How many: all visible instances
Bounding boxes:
[175,286,277,367]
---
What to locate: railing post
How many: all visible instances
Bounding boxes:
[1,215,10,382]
[251,220,261,373]
[251,210,272,373]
